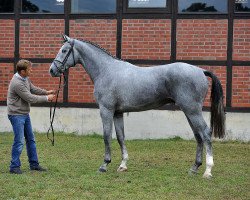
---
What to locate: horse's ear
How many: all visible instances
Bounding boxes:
[62,34,70,42]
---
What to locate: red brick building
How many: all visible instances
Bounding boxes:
[0,0,249,112]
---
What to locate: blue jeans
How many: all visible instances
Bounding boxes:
[8,114,39,170]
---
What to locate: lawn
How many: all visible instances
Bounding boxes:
[0,132,249,200]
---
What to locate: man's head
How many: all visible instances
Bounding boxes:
[16,59,32,77]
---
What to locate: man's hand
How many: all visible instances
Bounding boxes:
[47,90,56,95]
[48,94,55,101]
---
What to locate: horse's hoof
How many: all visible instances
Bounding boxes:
[188,168,198,176]
[203,173,212,179]
[117,166,128,172]
[99,167,107,173]
[188,164,199,176]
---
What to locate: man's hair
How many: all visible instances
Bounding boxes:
[16,59,31,73]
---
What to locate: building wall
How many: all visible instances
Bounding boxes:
[0,63,13,101]
[0,6,249,111]
[122,19,171,60]
[233,19,250,61]
[176,19,228,60]
[232,66,250,107]
[232,19,250,107]
[0,20,15,58]
[19,19,65,58]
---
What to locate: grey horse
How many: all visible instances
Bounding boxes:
[49,35,225,178]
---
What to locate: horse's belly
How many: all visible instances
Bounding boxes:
[116,98,174,113]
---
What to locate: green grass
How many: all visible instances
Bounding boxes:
[0,132,249,200]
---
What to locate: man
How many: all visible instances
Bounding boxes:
[7,59,55,174]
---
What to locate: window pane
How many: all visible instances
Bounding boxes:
[71,0,116,14]
[235,0,250,12]
[22,0,64,13]
[128,0,167,8]
[0,0,14,13]
[178,0,227,13]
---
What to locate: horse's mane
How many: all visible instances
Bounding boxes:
[78,39,122,61]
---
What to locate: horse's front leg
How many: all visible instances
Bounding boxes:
[114,113,128,172]
[99,106,114,172]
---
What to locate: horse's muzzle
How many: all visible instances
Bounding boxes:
[49,64,60,77]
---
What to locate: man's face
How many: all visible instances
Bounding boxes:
[21,65,32,77]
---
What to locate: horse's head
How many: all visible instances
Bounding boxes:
[49,34,77,77]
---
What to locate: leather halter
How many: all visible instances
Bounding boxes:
[53,40,76,74]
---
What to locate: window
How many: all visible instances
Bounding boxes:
[21,0,64,13]
[0,0,14,13]
[125,0,169,13]
[235,0,250,12]
[128,0,167,8]
[178,0,228,13]
[71,0,116,14]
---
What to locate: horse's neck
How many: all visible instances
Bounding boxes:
[77,42,113,82]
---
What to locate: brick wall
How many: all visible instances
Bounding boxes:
[69,19,117,103]
[232,19,250,107]
[0,63,14,101]
[122,19,171,60]
[0,20,15,58]
[177,19,228,60]
[20,19,64,58]
[70,19,117,55]
[0,17,249,109]
[233,19,250,61]
[232,66,250,107]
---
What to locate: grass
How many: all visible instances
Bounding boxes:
[0,132,249,200]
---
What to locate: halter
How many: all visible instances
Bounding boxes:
[47,40,76,146]
[53,39,76,74]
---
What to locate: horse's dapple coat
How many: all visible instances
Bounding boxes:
[49,35,225,178]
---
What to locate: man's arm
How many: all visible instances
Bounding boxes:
[15,82,48,103]
[29,79,48,95]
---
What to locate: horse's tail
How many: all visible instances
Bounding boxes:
[204,71,225,138]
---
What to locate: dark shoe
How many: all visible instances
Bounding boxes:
[30,165,47,172]
[10,168,22,174]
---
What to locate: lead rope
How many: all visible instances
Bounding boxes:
[47,40,74,145]
[47,74,66,145]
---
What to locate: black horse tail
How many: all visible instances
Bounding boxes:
[204,71,225,138]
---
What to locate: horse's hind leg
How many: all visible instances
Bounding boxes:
[185,115,204,174]
[184,111,214,178]
[114,113,128,172]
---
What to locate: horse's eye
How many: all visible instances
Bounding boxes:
[62,49,67,53]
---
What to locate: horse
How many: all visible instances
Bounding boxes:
[49,35,225,178]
